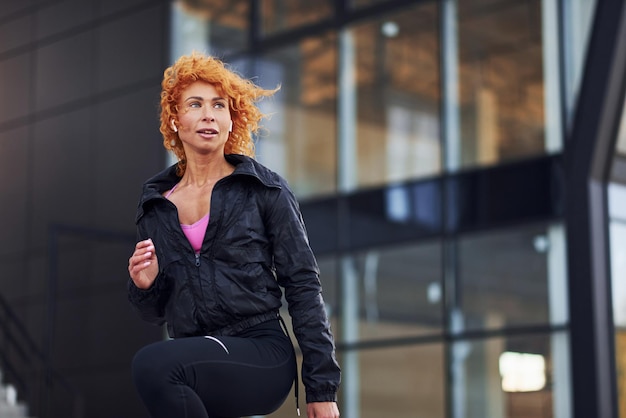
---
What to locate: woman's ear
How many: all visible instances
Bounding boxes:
[171,119,178,132]
[229,121,233,132]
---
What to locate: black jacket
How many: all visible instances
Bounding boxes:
[128,154,340,402]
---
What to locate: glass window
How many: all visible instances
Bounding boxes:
[456,0,546,167]
[358,344,446,418]
[173,0,249,56]
[349,2,441,189]
[332,241,445,418]
[256,33,338,198]
[561,0,598,125]
[261,0,334,35]
[611,209,626,328]
[455,223,563,331]
[618,330,626,418]
[449,333,563,418]
[358,243,443,339]
[335,242,443,343]
[611,95,626,418]
[269,343,445,418]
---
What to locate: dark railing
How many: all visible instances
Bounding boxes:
[0,224,135,418]
[0,293,84,418]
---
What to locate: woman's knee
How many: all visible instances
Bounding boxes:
[132,343,171,389]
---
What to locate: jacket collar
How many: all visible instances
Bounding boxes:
[137,154,282,216]
[225,154,282,189]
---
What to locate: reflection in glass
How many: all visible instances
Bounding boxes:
[610,183,626,292]
[561,0,598,125]
[333,242,443,342]
[351,3,441,188]
[610,70,626,418]
[456,223,556,331]
[257,34,338,198]
[175,0,249,55]
[450,333,557,418]
[499,351,546,392]
[359,344,445,418]
[456,0,545,167]
[617,330,626,418]
[267,343,445,418]
[610,183,626,418]
[261,0,334,35]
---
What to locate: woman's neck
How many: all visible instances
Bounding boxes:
[182,155,234,187]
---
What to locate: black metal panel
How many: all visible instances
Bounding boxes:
[301,154,564,255]
[346,177,443,250]
[564,0,626,417]
[448,155,564,233]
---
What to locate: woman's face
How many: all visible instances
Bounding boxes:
[174,81,232,157]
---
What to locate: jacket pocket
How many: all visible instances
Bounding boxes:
[213,245,278,304]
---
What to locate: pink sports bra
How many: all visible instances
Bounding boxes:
[165,183,209,253]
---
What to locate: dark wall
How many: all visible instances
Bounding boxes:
[0,1,170,417]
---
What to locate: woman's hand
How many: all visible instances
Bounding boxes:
[306,401,340,418]
[128,239,159,289]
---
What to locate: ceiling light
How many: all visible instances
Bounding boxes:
[381,21,399,38]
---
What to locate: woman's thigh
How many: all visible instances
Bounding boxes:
[132,325,296,417]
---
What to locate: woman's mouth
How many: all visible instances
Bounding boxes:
[197,128,218,137]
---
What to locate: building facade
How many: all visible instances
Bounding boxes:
[0,0,625,417]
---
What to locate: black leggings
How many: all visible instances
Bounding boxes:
[131,319,297,418]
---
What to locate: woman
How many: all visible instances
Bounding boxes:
[127,53,341,418]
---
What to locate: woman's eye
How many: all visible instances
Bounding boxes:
[214,102,226,109]
[189,102,201,108]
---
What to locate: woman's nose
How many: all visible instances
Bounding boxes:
[201,106,215,121]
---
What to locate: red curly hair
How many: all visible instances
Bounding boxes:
[160,52,279,175]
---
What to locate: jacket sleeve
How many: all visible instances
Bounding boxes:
[264,182,341,403]
[127,221,168,326]
[127,275,168,325]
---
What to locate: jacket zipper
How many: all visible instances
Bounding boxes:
[162,194,202,264]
